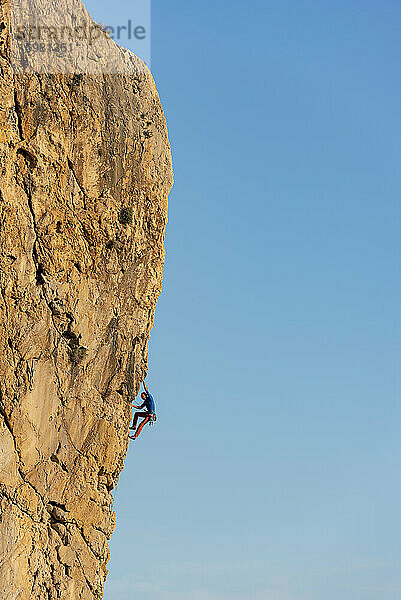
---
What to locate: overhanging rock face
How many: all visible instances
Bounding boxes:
[0,1,173,598]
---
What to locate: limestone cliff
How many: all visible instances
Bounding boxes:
[0,1,173,598]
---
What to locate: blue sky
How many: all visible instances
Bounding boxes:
[83,1,401,599]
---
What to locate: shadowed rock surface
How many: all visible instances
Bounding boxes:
[0,1,173,598]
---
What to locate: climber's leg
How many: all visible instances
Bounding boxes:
[130,411,148,430]
[132,415,150,439]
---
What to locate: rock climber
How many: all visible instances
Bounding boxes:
[129,381,156,440]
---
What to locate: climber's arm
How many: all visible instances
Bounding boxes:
[143,380,148,392]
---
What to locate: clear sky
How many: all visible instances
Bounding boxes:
[83,1,401,599]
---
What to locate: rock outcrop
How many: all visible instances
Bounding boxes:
[0,1,173,598]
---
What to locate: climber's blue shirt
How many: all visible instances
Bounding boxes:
[141,391,156,413]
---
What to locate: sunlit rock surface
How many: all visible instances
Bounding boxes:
[0,1,173,597]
